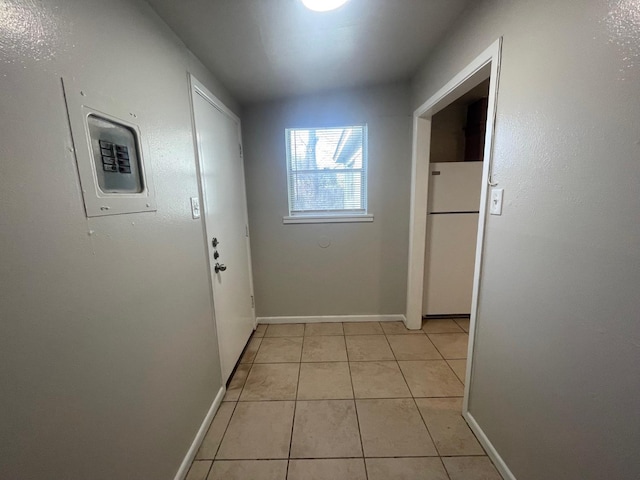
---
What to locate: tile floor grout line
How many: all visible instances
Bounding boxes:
[285,351,304,478]
[422,317,467,334]
[253,358,467,363]
[185,459,214,480]
[235,395,464,402]
[204,459,214,480]
[231,362,253,402]
[304,334,345,336]
[217,330,261,462]
[344,333,386,336]
[397,342,486,462]
[345,333,370,480]
[210,459,295,462]
[411,394,442,457]
[390,335,446,459]
[211,400,239,462]
[445,359,467,384]
[438,456,454,480]
[248,334,265,363]
[420,333,444,359]
[439,453,488,457]
[206,454,484,461]
[455,405,490,457]
[427,332,469,360]
[394,358,465,403]
[380,333,414,398]
[425,333,453,361]
[284,455,458,459]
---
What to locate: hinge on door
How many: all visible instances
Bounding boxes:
[251,295,255,308]
[239,143,243,157]
[245,224,249,237]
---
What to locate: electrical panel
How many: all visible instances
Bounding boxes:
[87,116,143,194]
[63,79,156,217]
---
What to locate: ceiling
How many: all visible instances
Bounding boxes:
[146,0,470,105]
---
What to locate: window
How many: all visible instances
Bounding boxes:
[285,125,371,223]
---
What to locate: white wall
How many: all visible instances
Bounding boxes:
[242,83,412,317]
[0,0,237,478]
[412,0,640,478]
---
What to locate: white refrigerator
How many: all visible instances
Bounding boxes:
[422,161,483,316]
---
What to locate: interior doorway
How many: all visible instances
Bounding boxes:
[405,39,502,412]
[422,80,489,319]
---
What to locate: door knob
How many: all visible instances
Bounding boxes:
[212,237,219,248]
[215,263,227,274]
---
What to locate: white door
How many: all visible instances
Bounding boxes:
[191,79,254,383]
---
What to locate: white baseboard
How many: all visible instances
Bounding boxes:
[257,314,407,324]
[464,410,516,480]
[173,386,226,480]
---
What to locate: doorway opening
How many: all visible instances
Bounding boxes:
[422,79,489,320]
[405,39,502,413]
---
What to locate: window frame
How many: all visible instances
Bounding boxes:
[283,124,373,224]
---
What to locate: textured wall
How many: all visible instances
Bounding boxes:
[0,0,237,478]
[243,83,412,317]
[412,0,640,478]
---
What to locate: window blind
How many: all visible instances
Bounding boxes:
[285,125,367,215]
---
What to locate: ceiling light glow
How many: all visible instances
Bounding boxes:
[301,0,350,12]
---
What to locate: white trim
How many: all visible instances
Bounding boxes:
[191,78,240,124]
[405,116,432,328]
[405,36,502,402]
[283,214,374,224]
[284,124,369,219]
[463,39,502,414]
[406,38,502,331]
[464,410,517,480]
[257,314,406,324]
[173,386,225,480]
[406,37,507,469]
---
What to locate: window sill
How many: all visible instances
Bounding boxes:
[283,214,374,224]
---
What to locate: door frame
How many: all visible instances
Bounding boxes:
[188,75,257,375]
[405,38,502,408]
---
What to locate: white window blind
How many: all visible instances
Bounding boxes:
[285,125,367,216]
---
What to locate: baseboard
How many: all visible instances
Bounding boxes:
[173,386,226,480]
[463,410,516,480]
[257,314,406,324]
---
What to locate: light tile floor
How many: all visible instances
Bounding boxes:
[187,320,502,480]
